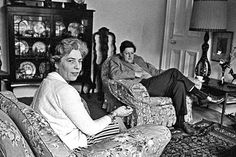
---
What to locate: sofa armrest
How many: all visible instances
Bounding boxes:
[76,125,171,157]
[0,110,35,157]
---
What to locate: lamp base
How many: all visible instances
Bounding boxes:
[195,58,211,80]
[195,31,211,80]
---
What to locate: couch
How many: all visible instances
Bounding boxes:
[0,91,171,157]
[101,56,202,127]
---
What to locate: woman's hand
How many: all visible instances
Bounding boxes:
[113,106,133,117]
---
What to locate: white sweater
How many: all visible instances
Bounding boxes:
[31,72,112,149]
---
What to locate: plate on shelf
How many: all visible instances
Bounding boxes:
[14,16,21,24]
[19,61,36,76]
[74,0,85,4]
[15,40,29,55]
[32,41,46,54]
[68,22,80,37]
[33,22,46,34]
[39,62,47,74]
[19,20,29,34]
[55,21,66,36]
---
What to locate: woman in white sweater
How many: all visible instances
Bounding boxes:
[31,38,133,149]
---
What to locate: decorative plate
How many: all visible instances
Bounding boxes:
[14,16,21,24]
[39,62,46,74]
[32,41,46,54]
[19,61,36,76]
[33,22,46,34]
[68,22,80,37]
[74,0,85,4]
[19,20,29,34]
[15,40,29,55]
[55,21,66,36]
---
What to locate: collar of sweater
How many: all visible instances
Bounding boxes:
[47,72,68,84]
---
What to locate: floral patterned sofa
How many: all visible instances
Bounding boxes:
[101,57,201,127]
[0,91,171,157]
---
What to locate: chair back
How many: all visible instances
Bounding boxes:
[92,27,116,96]
[93,27,116,65]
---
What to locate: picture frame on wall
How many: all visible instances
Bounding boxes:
[211,32,234,62]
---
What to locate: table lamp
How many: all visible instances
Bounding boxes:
[189,0,227,81]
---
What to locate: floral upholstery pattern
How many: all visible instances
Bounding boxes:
[77,125,171,157]
[107,79,193,127]
[0,110,35,157]
[107,79,176,127]
[101,56,124,112]
[0,91,171,157]
[185,95,193,123]
[0,91,75,157]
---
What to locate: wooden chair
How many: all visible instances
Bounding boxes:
[92,27,116,100]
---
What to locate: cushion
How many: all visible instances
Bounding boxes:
[76,125,171,157]
[0,91,76,157]
[0,110,35,157]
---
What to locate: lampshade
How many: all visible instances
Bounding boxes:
[189,0,227,32]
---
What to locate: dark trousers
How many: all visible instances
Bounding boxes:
[140,68,195,117]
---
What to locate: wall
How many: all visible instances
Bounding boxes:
[0,0,167,97]
[86,0,166,68]
[210,0,236,82]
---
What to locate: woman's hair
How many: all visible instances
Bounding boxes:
[51,38,88,64]
[119,40,136,53]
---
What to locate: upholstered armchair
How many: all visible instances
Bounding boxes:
[101,57,200,128]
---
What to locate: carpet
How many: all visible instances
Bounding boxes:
[161,119,236,157]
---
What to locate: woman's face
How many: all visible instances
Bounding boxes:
[122,47,135,64]
[56,49,83,81]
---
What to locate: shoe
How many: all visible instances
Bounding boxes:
[182,122,198,135]
[200,95,225,105]
[206,96,225,104]
[175,122,197,135]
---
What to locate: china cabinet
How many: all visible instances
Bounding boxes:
[5,5,94,89]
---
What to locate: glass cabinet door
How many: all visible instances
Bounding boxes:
[54,15,89,40]
[14,15,51,81]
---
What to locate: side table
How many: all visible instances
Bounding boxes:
[202,78,236,126]
[0,70,9,91]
